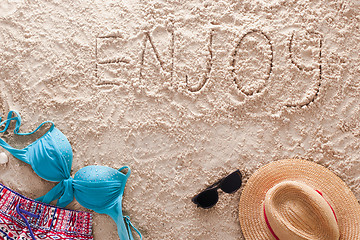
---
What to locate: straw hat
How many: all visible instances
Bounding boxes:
[239,159,360,240]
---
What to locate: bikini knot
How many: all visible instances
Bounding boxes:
[58,177,74,207]
[36,177,74,208]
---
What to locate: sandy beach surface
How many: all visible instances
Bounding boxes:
[0,0,359,239]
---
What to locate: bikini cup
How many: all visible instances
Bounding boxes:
[0,111,141,240]
[0,111,73,182]
[74,166,142,240]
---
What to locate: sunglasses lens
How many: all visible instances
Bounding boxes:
[220,170,242,193]
[192,189,219,208]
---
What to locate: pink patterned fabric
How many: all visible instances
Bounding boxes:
[0,183,93,240]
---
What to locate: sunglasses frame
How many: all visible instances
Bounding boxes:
[192,169,242,209]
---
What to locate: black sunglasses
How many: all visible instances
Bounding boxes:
[192,170,242,209]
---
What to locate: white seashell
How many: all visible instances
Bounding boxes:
[0,152,8,164]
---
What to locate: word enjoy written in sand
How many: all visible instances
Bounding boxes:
[95,27,323,108]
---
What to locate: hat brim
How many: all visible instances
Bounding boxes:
[239,159,360,239]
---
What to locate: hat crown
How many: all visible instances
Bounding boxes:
[264,181,340,240]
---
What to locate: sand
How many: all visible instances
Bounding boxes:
[0,0,359,239]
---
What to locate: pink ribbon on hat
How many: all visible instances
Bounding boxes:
[263,190,337,240]
[315,190,338,222]
[263,205,280,240]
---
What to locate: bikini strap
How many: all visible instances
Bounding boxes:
[118,166,131,179]
[124,216,143,240]
[113,197,142,240]
[0,110,55,135]
[15,120,55,136]
[0,111,27,162]
[0,110,21,133]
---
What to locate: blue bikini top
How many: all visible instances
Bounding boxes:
[0,111,142,240]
